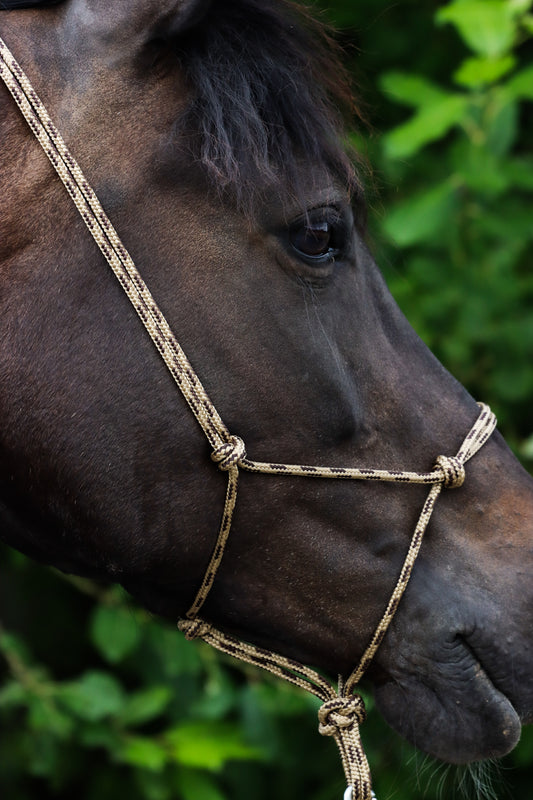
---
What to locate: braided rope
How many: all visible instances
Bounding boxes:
[186,409,494,618]
[0,39,498,800]
[0,38,228,450]
[179,405,495,799]
[179,618,375,799]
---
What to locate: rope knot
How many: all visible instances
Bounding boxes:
[434,454,465,489]
[318,695,366,738]
[211,435,246,471]
[178,618,212,641]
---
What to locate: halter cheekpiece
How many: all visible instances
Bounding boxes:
[0,37,497,800]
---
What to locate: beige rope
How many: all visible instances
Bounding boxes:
[0,38,498,799]
[179,403,496,800]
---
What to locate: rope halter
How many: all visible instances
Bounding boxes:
[211,435,247,470]
[318,695,367,737]
[434,454,465,488]
[0,37,498,800]
[179,400,496,800]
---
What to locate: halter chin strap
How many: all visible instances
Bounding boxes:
[0,38,497,800]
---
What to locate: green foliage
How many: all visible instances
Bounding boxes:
[0,574,273,800]
[368,0,533,452]
[90,604,142,664]
[436,0,528,57]
[1,2,533,799]
[381,82,468,158]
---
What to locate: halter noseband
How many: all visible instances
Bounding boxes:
[0,38,497,800]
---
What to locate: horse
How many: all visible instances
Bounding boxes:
[1,0,532,784]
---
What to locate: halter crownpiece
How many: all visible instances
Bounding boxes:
[0,37,498,800]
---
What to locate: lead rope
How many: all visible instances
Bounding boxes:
[0,39,498,800]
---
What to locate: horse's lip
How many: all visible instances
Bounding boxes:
[458,633,522,719]
[373,629,523,763]
[459,634,504,688]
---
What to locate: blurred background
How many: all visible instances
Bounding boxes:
[1,0,532,798]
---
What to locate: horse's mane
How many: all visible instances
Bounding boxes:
[174,0,362,209]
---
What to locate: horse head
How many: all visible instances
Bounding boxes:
[1,0,532,769]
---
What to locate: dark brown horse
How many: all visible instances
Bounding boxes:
[1,0,532,770]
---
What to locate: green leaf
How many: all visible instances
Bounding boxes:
[383,182,458,247]
[0,680,28,708]
[476,203,533,241]
[136,771,172,800]
[58,671,125,721]
[509,0,533,13]
[0,631,32,663]
[506,64,533,100]
[147,624,202,677]
[115,736,168,772]
[27,696,74,739]
[379,72,448,107]
[165,721,263,771]
[451,141,510,195]
[454,54,516,87]
[524,13,533,33]
[383,95,468,158]
[485,96,518,156]
[78,721,122,749]
[503,156,533,190]
[176,769,226,800]
[26,732,61,778]
[437,1,518,57]
[117,686,173,728]
[90,604,141,664]
[242,681,320,718]
[191,665,239,720]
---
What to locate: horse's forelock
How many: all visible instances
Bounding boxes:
[172,0,364,211]
[1,0,363,211]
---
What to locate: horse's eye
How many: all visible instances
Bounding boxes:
[288,207,348,266]
[290,220,333,258]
